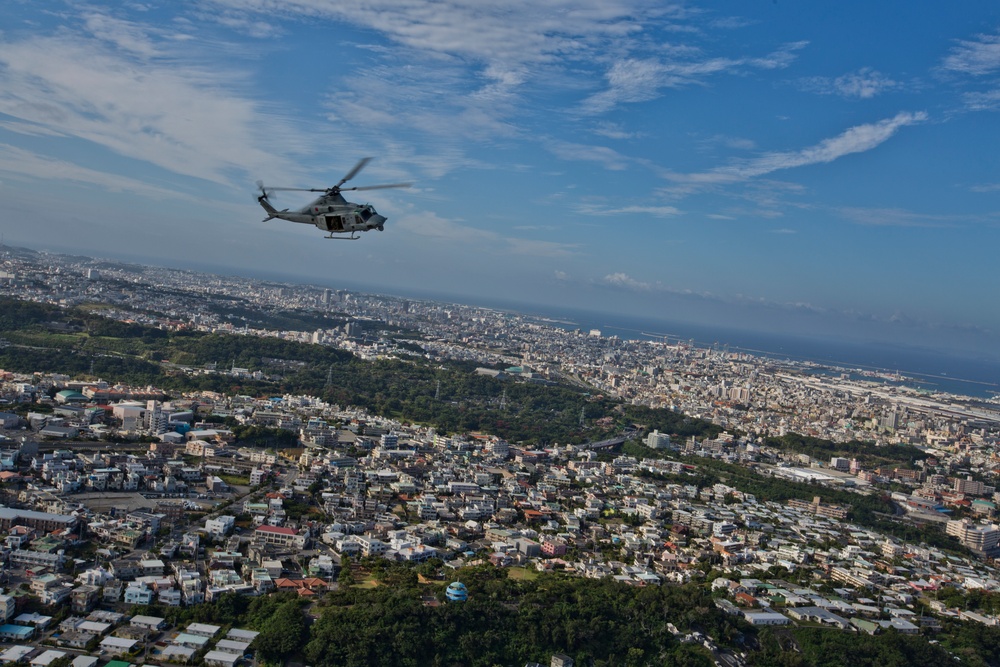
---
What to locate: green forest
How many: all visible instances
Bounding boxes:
[762,433,929,468]
[0,297,722,445]
[130,566,1000,667]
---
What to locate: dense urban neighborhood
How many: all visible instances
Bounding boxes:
[1,245,1000,666]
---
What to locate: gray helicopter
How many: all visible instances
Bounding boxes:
[256,158,409,240]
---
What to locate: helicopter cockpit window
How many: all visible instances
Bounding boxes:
[359,207,373,222]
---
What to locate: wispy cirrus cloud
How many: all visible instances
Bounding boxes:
[575,203,681,217]
[81,12,162,57]
[0,144,205,202]
[838,207,968,228]
[654,112,926,205]
[0,120,66,137]
[211,0,666,66]
[798,67,900,99]
[544,140,631,170]
[939,31,1000,115]
[713,111,927,179]
[961,89,1000,112]
[581,41,807,114]
[591,122,637,140]
[397,211,577,258]
[0,13,305,187]
[942,31,1000,75]
[969,182,1000,193]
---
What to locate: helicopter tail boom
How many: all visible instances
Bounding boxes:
[257,193,280,221]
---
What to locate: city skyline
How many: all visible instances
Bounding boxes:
[1,2,999,358]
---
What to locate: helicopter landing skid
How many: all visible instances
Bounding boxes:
[325,233,359,240]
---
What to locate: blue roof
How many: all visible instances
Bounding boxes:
[0,624,34,636]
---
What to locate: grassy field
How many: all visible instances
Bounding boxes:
[507,566,540,581]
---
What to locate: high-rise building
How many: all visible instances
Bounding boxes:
[880,411,900,431]
[946,519,1000,556]
[954,476,987,496]
[646,430,671,449]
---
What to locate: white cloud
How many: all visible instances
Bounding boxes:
[0,120,66,137]
[833,68,898,98]
[575,203,681,217]
[942,31,1000,75]
[969,182,1000,193]
[601,272,652,291]
[209,0,663,66]
[397,211,577,257]
[962,89,1000,111]
[838,207,964,228]
[0,28,303,187]
[213,1,803,122]
[592,122,637,140]
[82,11,161,57]
[800,67,899,99]
[0,144,211,203]
[544,140,630,170]
[717,111,927,179]
[581,41,806,114]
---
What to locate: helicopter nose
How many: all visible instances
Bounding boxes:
[371,214,386,231]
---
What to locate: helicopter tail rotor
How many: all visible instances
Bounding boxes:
[255,180,271,202]
[254,181,281,221]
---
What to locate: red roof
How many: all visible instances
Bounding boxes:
[255,525,297,535]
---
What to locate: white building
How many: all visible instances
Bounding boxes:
[205,516,236,539]
[645,430,671,449]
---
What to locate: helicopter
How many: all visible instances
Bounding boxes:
[256,158,410,240]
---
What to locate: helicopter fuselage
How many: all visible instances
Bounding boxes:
[256,158,403,239]
[259,191,386,237]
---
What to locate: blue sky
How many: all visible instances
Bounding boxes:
[2,1,1000,359]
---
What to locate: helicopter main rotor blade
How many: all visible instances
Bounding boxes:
[335,157,373,189]
[264,186,321,192]
[341,183,412,192]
